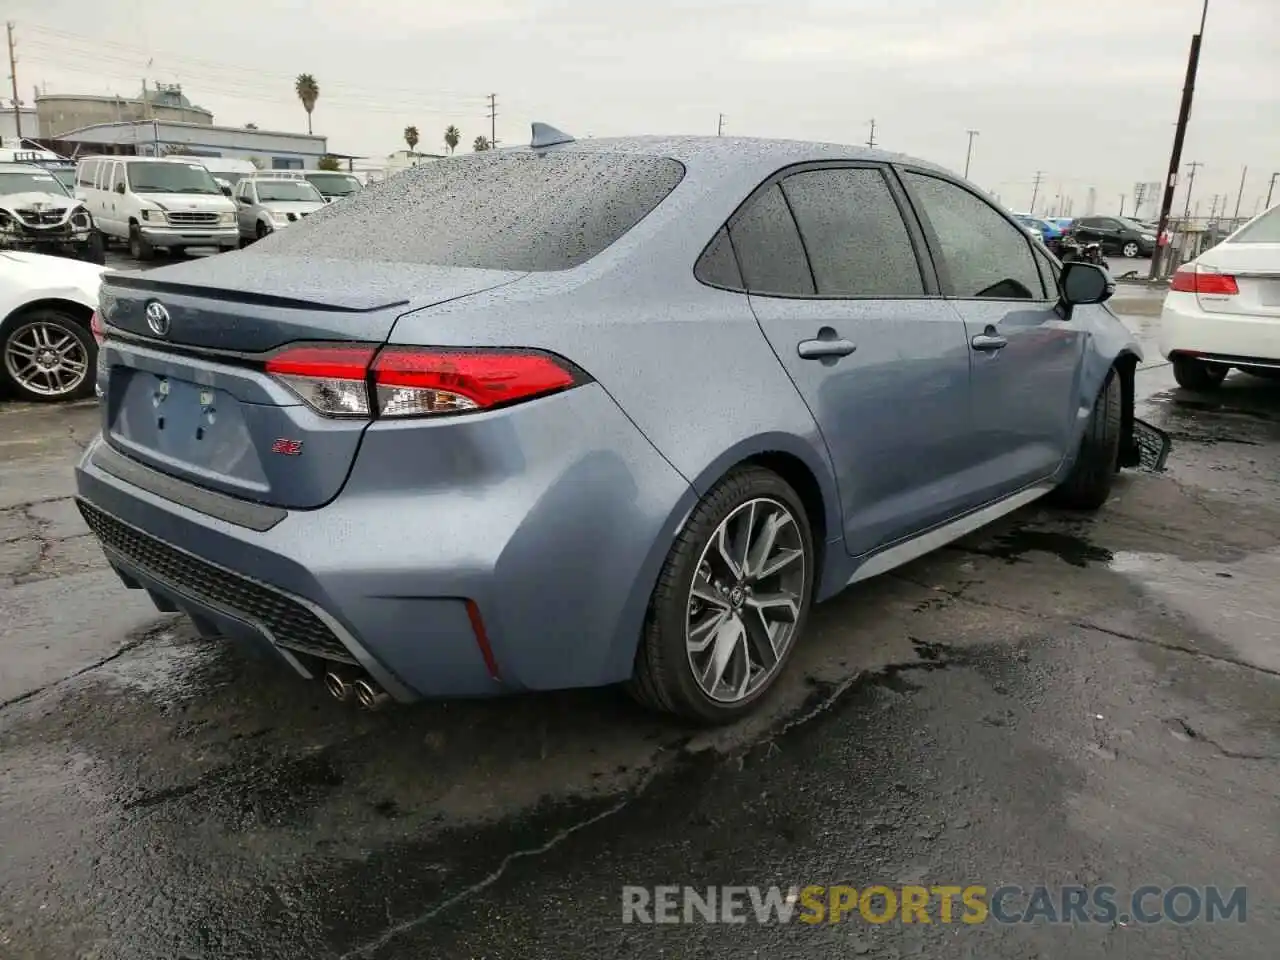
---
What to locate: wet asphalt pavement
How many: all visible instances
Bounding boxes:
[2,286,1278,958]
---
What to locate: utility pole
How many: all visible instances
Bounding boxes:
[1150,0,1209,280]
[717,113,724,136]
[1232,165,1247,221]
[1182,160,1203,219]
[486,93,498,148]
[1119,194,1125,216]
[1029,170,1043,215]
[1208,194,1219,220]
[963,129,978,179]
[6,21,20,140]
[866,119,877,149]
[1267,172,1279,209]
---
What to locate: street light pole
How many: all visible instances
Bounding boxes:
[1149,0,1210,280]
[963,129,978,179]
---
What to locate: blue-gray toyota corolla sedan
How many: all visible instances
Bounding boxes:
[76,126,1148,723]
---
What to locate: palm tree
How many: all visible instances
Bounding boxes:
[404,125,420,153]
[444,125,460,154]
[473,135,491,152]
[294,74,319,134]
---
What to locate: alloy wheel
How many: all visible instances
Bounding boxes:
[685,497,808,704]
[3,321,90,398]
[1122,242,1139,258]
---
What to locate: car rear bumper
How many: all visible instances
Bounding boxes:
[74,383,696,701]
[1159,292,1280,364]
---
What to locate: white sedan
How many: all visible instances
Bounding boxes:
[0,250,106,402]
[1159,203,1280,389]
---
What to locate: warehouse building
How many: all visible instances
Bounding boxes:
[49,119,330,171]
[37,84,214,137]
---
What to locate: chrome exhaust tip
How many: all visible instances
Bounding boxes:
[324,670,354,702]
[354,678,390,711]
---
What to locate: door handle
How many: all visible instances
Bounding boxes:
[970,333,1008,352]
[797,336,857,360]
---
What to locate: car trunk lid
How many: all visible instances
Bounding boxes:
[98,254,525,509]
[1194,242,1280,318]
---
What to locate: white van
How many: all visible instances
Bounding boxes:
[190,157,259,195]
[73,155,239,260]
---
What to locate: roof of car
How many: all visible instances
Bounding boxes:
[0,162,47,172]
[513,134,924,169]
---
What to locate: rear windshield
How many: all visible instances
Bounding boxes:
[255,152,686,271]
[256,180,324,202]
[1230,206,1280,244]
[305,172,361,197]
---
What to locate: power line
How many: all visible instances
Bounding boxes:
[1029,170,1044,215]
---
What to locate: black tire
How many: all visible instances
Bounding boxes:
[128,224,154,262]
[1172,355,1229,390]
[82,232,106,265]
[1049,368,1122,511]
[627,465,816,724]
[0,307,98,403]
[1121,241,1140,258]
[255,220,270,241]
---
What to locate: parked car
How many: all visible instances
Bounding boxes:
[1046,217,1074,232]
[77,129,1149,723]
[0,249,105,402]
[1159,201,1280,389]
[233,175,327,241]
[302,170,363,203]
[0,162,105,264]
[1014,214,1062,244]
[73,156,239,260]
[190,157,258,196]
[1068,216,1156,258]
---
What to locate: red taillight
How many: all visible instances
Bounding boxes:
[265,345,378,417]
[1170,266,1239,296]
[264,344,581,419]
[90,311,105,345]
[372,348,577,417]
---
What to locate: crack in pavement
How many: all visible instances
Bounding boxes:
[0,619,176,712]
[889,573,1280,680]
[1169,717,1280,763]
[337,670,875,959]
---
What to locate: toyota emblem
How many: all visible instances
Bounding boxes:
[145,301,171,337]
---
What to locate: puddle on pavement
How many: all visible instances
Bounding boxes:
[89,628,231,705]
[951,526,1113,568]
[1108,549,1280,674]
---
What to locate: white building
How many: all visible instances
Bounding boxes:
[50,119,329,170]
[0,106,40,142]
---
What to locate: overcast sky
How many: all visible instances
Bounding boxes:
[12,0,1279,218]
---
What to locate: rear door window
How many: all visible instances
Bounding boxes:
[903,171,1047,300]
[1228,205,1280,243]
[727,183,814,296]
[781,167,924,297]
[256,152,685,271]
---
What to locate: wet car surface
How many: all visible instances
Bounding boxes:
[1,291,1277,958]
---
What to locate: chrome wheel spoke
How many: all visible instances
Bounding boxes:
[746,591,800,623]
[700,615,745,694]
[687,608,729,654]
[690,571,731,610]
[7,339,37,360]
[713,522,743,580]
[756,546,804,580]
[741,604,779,669]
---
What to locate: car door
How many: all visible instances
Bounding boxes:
[734,164,974,558]
[236,180,255,235]
[899,169,1085,504]
[106,161,128,236]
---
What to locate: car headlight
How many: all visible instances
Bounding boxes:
[271,211,291,224]
[140,209,159,221]
[1141,234,1155,242]
[218,211,235,225]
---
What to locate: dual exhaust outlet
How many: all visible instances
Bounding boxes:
[324,669,391,710]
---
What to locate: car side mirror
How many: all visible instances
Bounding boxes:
[114,183,126,195]
[220,185,232,196]
[1059,261,1114,306]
